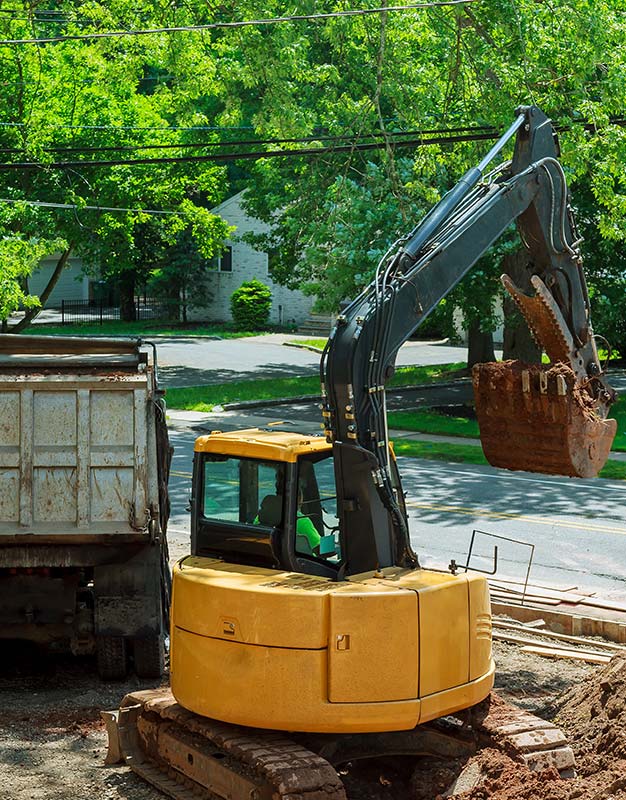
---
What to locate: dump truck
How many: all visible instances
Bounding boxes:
[0,335,171,679]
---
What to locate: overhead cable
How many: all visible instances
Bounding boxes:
[0,1,477,45]
[0,197,183,215]
[0,125,500,155]
[0,130,505,169]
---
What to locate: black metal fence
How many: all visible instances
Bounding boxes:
[59,298,173,325]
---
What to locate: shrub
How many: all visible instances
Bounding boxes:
[230,279,272,331]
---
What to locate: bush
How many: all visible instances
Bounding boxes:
[230,279,272,331]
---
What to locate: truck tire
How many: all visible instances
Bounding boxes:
[97,635,128,680]
[133,634,165,679]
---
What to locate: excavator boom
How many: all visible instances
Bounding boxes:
[321,105,615,575]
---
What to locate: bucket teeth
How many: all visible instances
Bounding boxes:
[501,274,576,372]
[473,361,616,478]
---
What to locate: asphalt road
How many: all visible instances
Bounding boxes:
[166,422,626,602]
[155,334,472,387]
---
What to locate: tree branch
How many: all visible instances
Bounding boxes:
[9,243,75,333]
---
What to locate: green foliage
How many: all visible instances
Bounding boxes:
[225,0,626,339]
[0,235,64,322]
[230,279,272,331]
[0,1,233,325]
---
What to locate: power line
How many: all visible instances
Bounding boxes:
[0,130,505,169]
[0,197,183,215]
[0,117,621,169]
[0,125,500,155]
[0,121,255,131]
[0,1,477,45]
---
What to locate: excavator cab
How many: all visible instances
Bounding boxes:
[189,429,407,576]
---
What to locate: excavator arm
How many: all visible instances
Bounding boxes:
[321,106,616,576]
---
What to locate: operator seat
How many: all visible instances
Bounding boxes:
[257,494,283,527]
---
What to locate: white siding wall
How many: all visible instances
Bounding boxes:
[191,192,314,324]
[29,256,89,306]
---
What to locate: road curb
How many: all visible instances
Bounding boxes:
[222,377,471,411]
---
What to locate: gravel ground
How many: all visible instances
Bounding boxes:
[0,638,597,800]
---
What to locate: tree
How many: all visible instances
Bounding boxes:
[148,216,235,323]
[0,1,232,326]
[213,0,626,364]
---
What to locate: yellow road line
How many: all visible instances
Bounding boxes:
[405,501,626,536]
[171,470,192,478]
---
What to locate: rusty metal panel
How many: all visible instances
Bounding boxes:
[91,468,135,522]
[0,370,154,536]
[91,390,135,446]
[33,467,77,522]
[0,391,19,447]
[0,469,19,521]
[34,391,77,446]
[19,389,33,528]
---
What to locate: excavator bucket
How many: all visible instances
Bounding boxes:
[473,275,616,478]
[473,361,616,478]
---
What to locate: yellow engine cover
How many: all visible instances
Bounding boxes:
[170,557,494,733]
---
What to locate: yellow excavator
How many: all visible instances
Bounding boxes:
[105,106,616,799]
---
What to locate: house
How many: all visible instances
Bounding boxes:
[25,192,314,326]
[28,252,90,306]
[194,191,314,326]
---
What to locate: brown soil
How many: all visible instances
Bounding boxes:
[443,655,626,800]
[1,643,625,799]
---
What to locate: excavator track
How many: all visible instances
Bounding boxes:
[103,689,347,800]
[103,690,575,799]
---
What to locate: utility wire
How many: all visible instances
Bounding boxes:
[0,197,183,215]
[0,125,500,155]
[1,117,625,169]
[0,130,505,169]
[0,1,477,45]
[0,121,255,131]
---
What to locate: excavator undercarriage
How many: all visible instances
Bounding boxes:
[103,689,575,800]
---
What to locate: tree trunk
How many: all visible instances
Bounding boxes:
[180,283,187,324]
[9,244,75,333]
[467,319,496,368]
[502,249,542,363]
[119,274,136,322]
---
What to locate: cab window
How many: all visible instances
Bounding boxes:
[202,456,285,526]
[296,454,340,560]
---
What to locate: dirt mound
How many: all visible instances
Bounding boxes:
[555,654,626,759]
[447,657,626,800]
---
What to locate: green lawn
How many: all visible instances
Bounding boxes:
[166,362,465,412]
[389,398,625,452]
[288,338,327,350]
[26,321,279,338]
[392,439,626,480]
[388,409,480,439]
[611,399,625,451]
